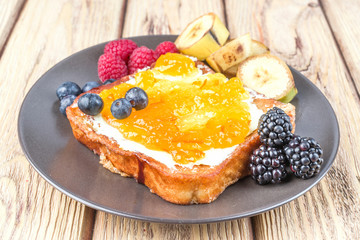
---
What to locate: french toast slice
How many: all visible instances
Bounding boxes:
[66,62,295,204]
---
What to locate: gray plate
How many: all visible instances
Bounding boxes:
[18,35,339,224]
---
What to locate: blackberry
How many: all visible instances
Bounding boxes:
[258,107,293,147]
[250,145,288,185]
[284,136,323,179]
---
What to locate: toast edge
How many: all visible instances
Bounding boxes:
[66,96,295,204]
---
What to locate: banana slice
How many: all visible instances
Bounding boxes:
[223,65,238,78]
[251,40,269,56]
[222,39,270,77]
[175,13,229,60]
[206,34,252,73]
[237,54,297,102]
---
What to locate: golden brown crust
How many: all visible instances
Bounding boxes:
[66,63,296,204]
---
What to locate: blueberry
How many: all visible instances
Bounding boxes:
[111,98,132,119]
[59,95,76,116]
[104,79,116,85]
[82,81,101,92]
[125,87,148,110]
[56,82,82,100]
[78,93,104,116]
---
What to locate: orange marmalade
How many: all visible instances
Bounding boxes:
[99,53,250,164]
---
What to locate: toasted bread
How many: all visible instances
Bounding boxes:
[66,62,295,204]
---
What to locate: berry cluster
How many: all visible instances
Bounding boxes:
[258,107,293,147]
[284,136,323,179]
[56,81,102,116]
[56,80,149,119]
[250,145,288,185]
[110,87,149,120]
[250,107,324,185]
[98,40,178,82]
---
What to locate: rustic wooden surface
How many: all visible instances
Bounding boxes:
[0,0,25,53]
[0,0,359,239]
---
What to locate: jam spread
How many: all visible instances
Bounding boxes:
[99,53,251,164]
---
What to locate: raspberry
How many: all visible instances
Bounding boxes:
[98,53,128,82]
[155,41,179,58]
[128,46,157,74]
[104,39,138,63]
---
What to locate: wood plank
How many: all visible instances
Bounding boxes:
[320,0,360,102]
[122,0,226,37]
[225,0,360,239]
[0,0,126,239]
[93,0,253,239]
[94,211,253,240]
[0,0,25,54]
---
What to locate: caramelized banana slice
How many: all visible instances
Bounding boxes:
[237,53,297,102]
[175,13,229,60]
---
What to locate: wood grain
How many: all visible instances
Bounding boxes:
[93,211,253,240]
[92,0,254,239]
[0,0,26,55]
[1,0,360,239]
[225,0,360,239]
[320,0,360,95]
[0,0,125,239]
[122,0,226,37]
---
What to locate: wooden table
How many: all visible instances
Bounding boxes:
[1,0,359,239]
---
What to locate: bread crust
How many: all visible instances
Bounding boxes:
[66,63,295,204]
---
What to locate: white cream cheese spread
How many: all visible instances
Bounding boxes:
[86,97,263,169]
